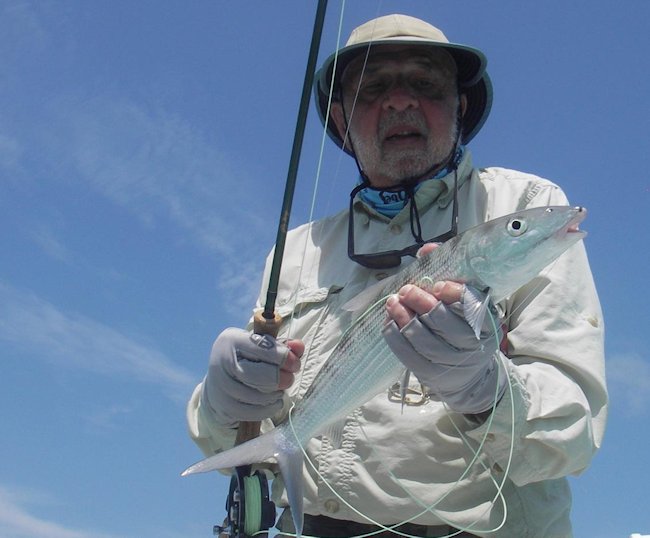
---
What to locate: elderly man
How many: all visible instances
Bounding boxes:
[187,14,607,538]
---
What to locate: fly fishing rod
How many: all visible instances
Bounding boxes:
[214,1,329,536]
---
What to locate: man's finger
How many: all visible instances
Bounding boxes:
[416,242,440,258]
[281,339,304,373]
[386,293,417,329]
[286,339,305,358]
[431,281,464,305]
[397,284,439,316]
[281,352,301,374]
[278,370,296,390]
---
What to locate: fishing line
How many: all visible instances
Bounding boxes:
[281,243,571,536]
[353,304,513,536]
[242,474,263,535]
[387,309,515,536]
[323,258,565,534]
[285,0,347,342]
[386,266,571,535]
[292,0,386,245]
[285,0,386,340]
[287,404,432,538]
[281,294,510,538]
[285,0,384,339]
[388,256,572,535]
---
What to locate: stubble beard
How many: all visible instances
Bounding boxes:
[353,109,458,188]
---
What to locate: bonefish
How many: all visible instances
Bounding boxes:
[182,205,587,536]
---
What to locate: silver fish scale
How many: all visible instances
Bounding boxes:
[284,236,471,444]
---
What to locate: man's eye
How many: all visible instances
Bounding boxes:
[412,77,442,93]
[412,78,449,99]
[413,78,435,89]
[359,81,386,98]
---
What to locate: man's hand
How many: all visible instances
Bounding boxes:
[385,281,464,328]
[203,328,303,427]
[382,245,506,414]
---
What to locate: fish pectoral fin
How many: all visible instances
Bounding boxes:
[462,285,492,339]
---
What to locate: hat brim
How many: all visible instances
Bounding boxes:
[321,39,487,93]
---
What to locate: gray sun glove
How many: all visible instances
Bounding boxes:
[382,287,507,415]
[203,327,290,427]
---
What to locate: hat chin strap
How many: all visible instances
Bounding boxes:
[342,100,465,191]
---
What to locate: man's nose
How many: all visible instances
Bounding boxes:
[382,82,419,112]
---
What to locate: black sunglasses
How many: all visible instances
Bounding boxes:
[348,173,458,269]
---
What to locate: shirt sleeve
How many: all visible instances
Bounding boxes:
[185,250,278,459]
[466,183,607,486]
[186,380,278,459]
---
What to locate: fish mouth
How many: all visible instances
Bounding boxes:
[562,206,587,238]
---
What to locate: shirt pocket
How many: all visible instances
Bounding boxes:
[274,285,340,320]
[271,284,346,405]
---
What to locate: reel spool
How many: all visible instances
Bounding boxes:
[214,465,276,538]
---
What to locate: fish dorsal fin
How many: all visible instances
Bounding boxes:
[462,285,492,339]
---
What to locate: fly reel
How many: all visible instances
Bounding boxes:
[214,465,276,538]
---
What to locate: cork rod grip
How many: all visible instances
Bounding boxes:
[234,310,283,446]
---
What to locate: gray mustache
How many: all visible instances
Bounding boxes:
[378,111,428,139]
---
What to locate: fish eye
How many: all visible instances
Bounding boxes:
[507,218,528,236]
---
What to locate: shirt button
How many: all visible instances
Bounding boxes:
[375,272,389,281]
[324,499,340,514]
[390,224,402,234]
[586,315,599,328]
[485,433,496,442]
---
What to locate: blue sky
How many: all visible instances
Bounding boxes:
[1,1,648,537]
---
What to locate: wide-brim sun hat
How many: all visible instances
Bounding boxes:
[314,14,493,156]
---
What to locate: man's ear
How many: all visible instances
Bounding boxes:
[330,102,352,151]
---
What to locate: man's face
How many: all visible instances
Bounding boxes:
[331,46,465,188]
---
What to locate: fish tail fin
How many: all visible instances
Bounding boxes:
[182,427,306,536]
[181,428,280,476]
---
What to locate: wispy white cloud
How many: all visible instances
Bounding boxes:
[216,259,266,320]
[26,223,131,286]
[0,485,120,538]
[45,95,269,314]
[29,225,74,264]
[0,282,196,401]
[61,97,267,257]
[606,352,650,415]
[82,403,135,435]
[2,2,272,315]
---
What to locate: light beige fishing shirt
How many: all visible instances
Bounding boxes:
[187,150,607,538]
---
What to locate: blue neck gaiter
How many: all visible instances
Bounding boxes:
[358,146,464,218]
